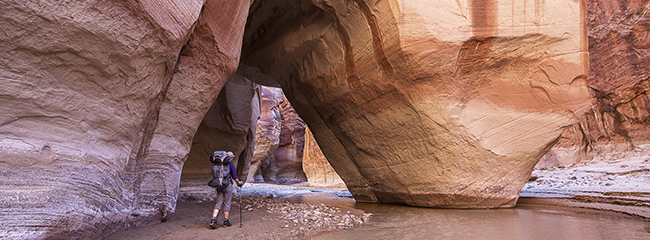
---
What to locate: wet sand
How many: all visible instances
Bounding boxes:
[105,182,367,240]
[106,180,650,240]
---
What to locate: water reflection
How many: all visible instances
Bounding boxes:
[315,200,650,240]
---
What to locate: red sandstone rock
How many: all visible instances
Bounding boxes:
[182,74,260,180]
[260,96,308,184]
[241,0,590,208]
[0,1,249,239]
[303,127,346,188]
[247,86,284,182]
[540,0,650,168]
[0,1,618,239]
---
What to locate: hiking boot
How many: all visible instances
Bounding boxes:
[210,219,218,229]
[223,219,232,227]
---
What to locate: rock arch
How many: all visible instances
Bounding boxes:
[239,0,590,207]
[0,0,592,239]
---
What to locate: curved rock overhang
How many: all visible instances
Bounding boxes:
[0,0,596,239]
[0,0,250,239]
[240,0,591,208]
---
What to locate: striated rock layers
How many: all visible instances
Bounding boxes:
[303,127,346,188]
[541,0,650,168]
[0,0,249,239]
[247,86,284,182]
[246,86,309,184]
[182,74,259,179]
[260,94,308,184]
[241,0,590,208]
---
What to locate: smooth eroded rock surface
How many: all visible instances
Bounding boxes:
[541,0,650,168]
[260,95,308,184]
[182,74,260,180]
[303,127,346,188]
[241,0,590,208]
[0,0,249,238]
[247,86,284,182]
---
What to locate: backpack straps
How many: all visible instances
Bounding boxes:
[219,164,224,185]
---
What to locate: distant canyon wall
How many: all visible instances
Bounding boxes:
[248,86,284,182]
[540,0,650,168]
[248,87,308,184]
[247,87,342,187]
[303,127,346,188]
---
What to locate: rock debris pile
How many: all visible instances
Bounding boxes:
[245,196,372,235]
[524,156,650,192]
[522,155,650,215]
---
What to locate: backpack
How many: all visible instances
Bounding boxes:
[210,151,229,164]
[208,151,232,189]
[208,163,232,189]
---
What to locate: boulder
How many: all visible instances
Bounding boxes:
[247,86,284,182]
[541,0,650,167]
[0,0,249,238]
[303,127,346,188]
[241,0,590,208]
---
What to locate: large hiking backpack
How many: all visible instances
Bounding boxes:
[210,151,229,164]
[208,151,232,189]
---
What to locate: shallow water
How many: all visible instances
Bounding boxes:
[315,201,650,240]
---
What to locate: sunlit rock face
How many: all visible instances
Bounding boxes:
[247,86,284,182]
[303,127,346,188]
[241,0,590,208]
[182,74,260,180]
[541,0,650,168]
[260,95,308,184]
[0,0,249,239]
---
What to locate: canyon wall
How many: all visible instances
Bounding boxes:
[0,0,249,239]
[245,87,309,184]
[541,0,650,168]
[303,127,346,188]
[260,95,308,184]
[247,86,284,182]
[241,0,590,208]
[182,75,259,180]
[5,0,640,237]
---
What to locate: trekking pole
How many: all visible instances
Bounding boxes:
[239,184,243,228]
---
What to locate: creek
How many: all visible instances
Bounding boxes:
[313,198,650,240]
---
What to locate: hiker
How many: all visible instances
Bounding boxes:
[208,151,243,229]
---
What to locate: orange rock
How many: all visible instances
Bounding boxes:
[248,86,284,182]
[0,0,250,238]
[260,95,307,184]
[241,0,590,208]
[303,127,346,188]
[541,0,650,168]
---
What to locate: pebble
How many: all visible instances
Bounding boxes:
[228,195,373,236]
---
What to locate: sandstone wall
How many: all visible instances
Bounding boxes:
[182,74,260,180]
[540,0,650,168]
[247,86,284,182]
[260,95,308,184]
[0,1,249,239]
[241,0,590,208]
[303,127,346,188]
